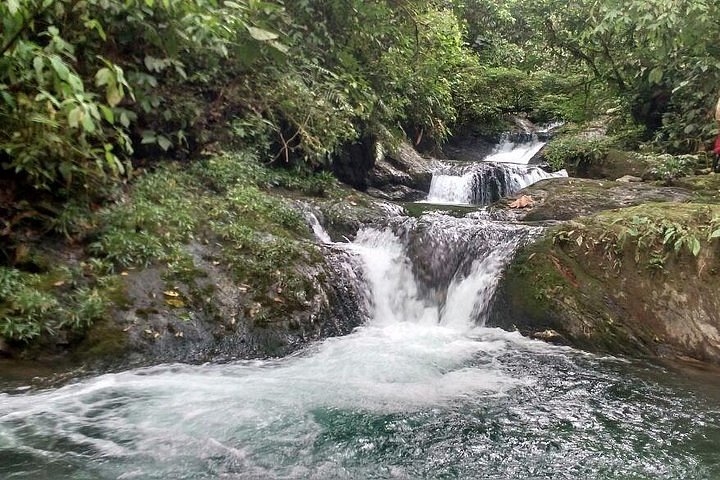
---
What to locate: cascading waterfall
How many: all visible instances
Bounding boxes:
[2,162,720,478]
[424,135,568,205]
[483,134,546,165]
[0,216,540,479]
[425,162,567,205]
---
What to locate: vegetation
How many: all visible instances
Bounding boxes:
[3,0,720,353]
[553,204,720,271]
[0,151,337,344]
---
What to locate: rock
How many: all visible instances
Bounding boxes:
[494,177,693,222]
[0,337,11,357]
[332,138,435,200]
[332,135,377,190]
[368,142,434,193]
[530,329,568,345]
[490,202,720,365]
[77,236,371,368]
[616,175,643,183]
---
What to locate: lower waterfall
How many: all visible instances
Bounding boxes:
[0,188,718,479]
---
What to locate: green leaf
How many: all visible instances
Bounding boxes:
[648,67,663,85]
[690,237,701,257]
[67,107,83,128]
[157,135,172,151]
[67,73,84,92]
[81,114,96,133]
[50,56,70,82]
[119,111,130,128]
[95,68,113,87]
[99,105,114,124]
[33,56,44,78]
[247,26,279,41]
[141,130,157,144]
[107,85,123,107]
[7,0,19,15]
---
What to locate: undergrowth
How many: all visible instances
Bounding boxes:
[553,204,720,271]
[1,151,332,344]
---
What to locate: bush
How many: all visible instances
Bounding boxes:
[544,134,613,172]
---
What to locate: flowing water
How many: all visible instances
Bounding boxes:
[2,141,720,479]
[423,137,567,205]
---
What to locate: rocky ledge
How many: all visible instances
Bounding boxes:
[490,175,720,366]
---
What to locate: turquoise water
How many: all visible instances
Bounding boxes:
[1,329,719,479]
[1,225,718,479]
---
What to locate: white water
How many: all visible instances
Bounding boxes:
[304,211,332,243]
[0,223,544,478]
[4,138,718,478]
[425,164,567,205]
[423,134,569,205]
[483,135,546,165]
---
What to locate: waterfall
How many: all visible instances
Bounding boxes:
[483,134,546,165]
[1,162,718,478]
[303,210,332,244]
[423,135,568,205]
[425,162,567,205]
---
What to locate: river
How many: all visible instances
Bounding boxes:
[1,139,719,479]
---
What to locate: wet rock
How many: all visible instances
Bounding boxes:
[0,337,11,357]
[366,185,427,202]
[494,177,693,221]
[370,143,434,190]
[530,329,568,345]
[333,138,434,200]
[332,135,376,190]
[75,238,369,369]
[616,175,643,183]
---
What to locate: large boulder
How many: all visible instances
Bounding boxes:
[333,138,434,200]
[77,239,369,368]
[490,203,720,365]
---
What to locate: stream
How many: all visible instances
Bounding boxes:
[1,139,720,479]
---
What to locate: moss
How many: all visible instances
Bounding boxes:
[1,147,354,357]
[550,203,720,271]
[672,175,720,204]
[74,319,129,360]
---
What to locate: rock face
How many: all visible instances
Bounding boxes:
[490,202,720,365]
[333,138,434,200]
[494,177,693,221]
[79,241,369,368]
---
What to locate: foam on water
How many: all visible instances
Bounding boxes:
[1,172,719,478]
[483,135,546,164]
[424,163,567,205]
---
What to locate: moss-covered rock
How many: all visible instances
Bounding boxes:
[494,177,693,221]
[0,151,378,372]
[491,202,720,365]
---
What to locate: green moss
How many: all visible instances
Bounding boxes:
[1,148,350,353]
[505,239,570,314]
[551,203,720,270]
[672,175,720,204]
[75,320,129,360]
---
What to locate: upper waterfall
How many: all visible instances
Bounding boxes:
[483,134,546,165]
[423,136,567,205]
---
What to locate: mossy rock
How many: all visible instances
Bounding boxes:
[495,177,693,221]
[491,202,720,365]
